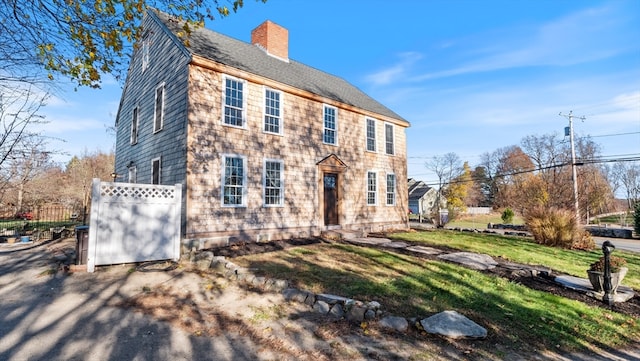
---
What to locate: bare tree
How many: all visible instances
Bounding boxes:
[0,85,50,210]
[612,161,640,209]
[425,152,461,226]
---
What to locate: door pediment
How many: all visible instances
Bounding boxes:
[317,154,347,173]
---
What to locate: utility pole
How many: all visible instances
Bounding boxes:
[559,111,585,223]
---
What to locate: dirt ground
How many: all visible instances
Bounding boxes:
[39,237,639,360]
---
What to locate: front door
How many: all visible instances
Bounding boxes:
[324,173,338,225]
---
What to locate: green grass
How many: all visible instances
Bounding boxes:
[592,213,634,226]
[233,239,640,353]
[445,212,524,229]
[391,229,640,290]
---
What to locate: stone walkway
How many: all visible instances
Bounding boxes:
[342,236,635,303]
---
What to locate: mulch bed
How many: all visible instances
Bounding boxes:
[208,236,640,319]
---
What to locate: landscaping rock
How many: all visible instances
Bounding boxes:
[379,241,409,248]
[313,300,330,314]
[317,293,349,305]
[420,310,487,339]
[379,316,409,332]
[193,251,214,270]
[347,238,390,246]
[405,245,443,255]
[366,301,381,310]
[364,309,376,320]
[437,252,497,270]
[210,256,227,272]
[329,304,345,319]
[346,306,366,322]
[283,288,308,303]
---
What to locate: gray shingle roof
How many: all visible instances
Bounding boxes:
[152,10,408,124]
[408,178,433,200]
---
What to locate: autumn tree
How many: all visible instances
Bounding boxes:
[521,132,614,221]
[492,146,535,211]
[1,0,266,87]
[446,161,472,214]
[60,151,115,221]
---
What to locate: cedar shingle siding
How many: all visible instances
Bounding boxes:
[114,10,410,245]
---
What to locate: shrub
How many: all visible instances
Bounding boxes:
[524,206,593,250]
[501,208,514,224]
[589,255,627,273]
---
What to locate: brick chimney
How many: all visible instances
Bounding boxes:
[251,20,288,61]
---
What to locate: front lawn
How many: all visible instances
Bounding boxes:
[390,230,640,290]
[232,233,640,354]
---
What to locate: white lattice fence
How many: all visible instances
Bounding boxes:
[87,179,182,272]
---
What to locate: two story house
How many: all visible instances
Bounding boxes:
[114,9,411,246]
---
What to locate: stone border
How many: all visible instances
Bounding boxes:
[187,250,487,339]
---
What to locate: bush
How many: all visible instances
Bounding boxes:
[524,206,594,250]
[589,255,627,273]
[501,208,514,224]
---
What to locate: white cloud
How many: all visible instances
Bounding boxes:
[413,4,634,81]
[364,52,422,86]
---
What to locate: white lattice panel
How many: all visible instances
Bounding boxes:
[100,184,177,200]
[87,179,182,272]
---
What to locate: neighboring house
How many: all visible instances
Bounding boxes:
[114,10,411,246]
[408,178,438,217]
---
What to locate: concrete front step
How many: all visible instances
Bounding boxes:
[320,229,366,241]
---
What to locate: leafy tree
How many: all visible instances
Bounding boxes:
[494,145,534,210]
[501,208,514,224]
[469,166,491,206]
[1,0,266,87]
[446,161,472,214]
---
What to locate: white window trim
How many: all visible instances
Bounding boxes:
[366,170,377,206]
[386,172,396,206]
[263,158,284,207]
[221,154,248,208]
[263,87,284,136]
[151,157,162,185]
[322,104,338,146]
[365,117,377,153]
[221,75,248,129]
[153,83,165,133]
[384,122,395,155]
[130,106,139,145]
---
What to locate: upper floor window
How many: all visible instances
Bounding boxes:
[223,76,246,128]
[366,118,376,152]
[386,173,396,206]
[385,123,394,155]
[264,88,282,134]
[367,171,377,205]
[141,34,150,72]
[152,157,161,185]
[323,105,337,145]
[154,83,164,133]
[264,159,284,206]
[130,107,138,145]
[222,155,247,207]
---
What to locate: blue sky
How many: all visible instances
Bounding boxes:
[41,0,640,184]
